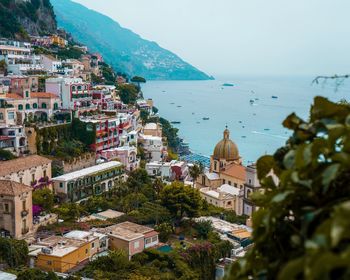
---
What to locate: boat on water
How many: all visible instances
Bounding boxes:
[271,96,278,99]
[264,128,270,131]
[177,105,182,108]
[170,102,175,105]
[222,83,234,87]
[250,99,255,104]
[202,117,210,120]
[171,121,181,124]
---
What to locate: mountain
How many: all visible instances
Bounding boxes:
[51,0,212,80]
[0,0,56,39]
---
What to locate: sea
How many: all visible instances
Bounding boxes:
[142,76,350,165]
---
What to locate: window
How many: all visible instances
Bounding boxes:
[249,179,252,185]
[214,161,217,171]
[59,182,63,188]
[85,249,88,254]
[92,242,95,248]
[151,236,158,242]
[54,103,58,110]
[18,104,23,111]
[234,183,238,188]
[25,91,29,98]
[41,103,47,109]
[228,181,232,186]
[223,179,226,184]
[8,112,14,120]
[33,103,38,109]
[43,170,47,178]
[4,203,9,213]
[19,177,23,184]
[134,241,140,249]
[0,113,3,120]
[22,200,26,210]
[25,104,30,110]
[32,174,35,183]
[145,238,151,244]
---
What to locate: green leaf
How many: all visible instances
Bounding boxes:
[322,164,341,191]
[257,155,275,180]
[272,191,292,203]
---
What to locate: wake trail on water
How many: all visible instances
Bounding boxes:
[251,131,289,140]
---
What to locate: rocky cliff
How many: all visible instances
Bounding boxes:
[0,0,57,39]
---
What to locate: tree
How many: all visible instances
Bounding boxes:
[183,243,216,280]
[0,237,28,268]
[155,222,174,242]
[17,269,59,280]
[140,110,150,125]
[228,97,350,279]
[118,84,139,105]
[153,177,165,198]
[160,182,202,222]
[189,162,204,186]
[32,188,54,212]
[131,76,146,90]
[194,220,213,239]
[0,149,16,160]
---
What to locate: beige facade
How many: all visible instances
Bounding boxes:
[143,122,162,137]
[0,180,33,238]
[0,155,52,188]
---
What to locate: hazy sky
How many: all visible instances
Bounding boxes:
[74,0,350,77]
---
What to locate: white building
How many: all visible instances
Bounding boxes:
[52,161,124,202]
[139,134,166,162]
[0,39,44,75]
[40,54,62,73]
[200,184,243,214]
[146,161,173,180]
[45,77,94,111]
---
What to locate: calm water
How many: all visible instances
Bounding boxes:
[142,76,350,164]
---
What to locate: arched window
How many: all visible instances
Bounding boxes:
[72,86,76,91]
[53,103,58,110]
[41,103,47,109]
[25,104,30,110]
[0,113,3,120]
[33,103,38,109]
[108,180,113,189]
[18,104,23,111]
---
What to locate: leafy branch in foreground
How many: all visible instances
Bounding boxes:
[228,96,350,280]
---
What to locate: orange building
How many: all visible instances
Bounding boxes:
[32,235,97,273]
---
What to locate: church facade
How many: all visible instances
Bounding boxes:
[196,128,246,215]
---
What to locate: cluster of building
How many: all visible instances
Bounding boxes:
[195,127,262,217]
[28,222,159,273]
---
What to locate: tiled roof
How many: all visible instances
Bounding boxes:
[5,93,22,99]
[0,155,52,177]
[221,164,246,181]
[0,180,32,196]
[31,92,58,99]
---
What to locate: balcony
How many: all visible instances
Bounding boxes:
[21,210,29,217]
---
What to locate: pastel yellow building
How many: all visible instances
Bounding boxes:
[196,127,246,214]
[31,235,97,273]
[50,35,67,48]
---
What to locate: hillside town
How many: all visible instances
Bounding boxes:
[0,28,261,280]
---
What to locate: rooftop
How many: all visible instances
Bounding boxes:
[37,236,87,257]
[52,161,122,182]
[0,155,51,177]
[221,164,246,181]
[0,180,32,196]
[144,123,158,130]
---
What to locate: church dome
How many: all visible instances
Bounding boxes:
[213,128,239,161]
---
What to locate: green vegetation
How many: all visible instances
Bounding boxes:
[131,76,146,90]
[159,117,181,152]
[56,46,84,59]
[99,62,116,85]
[0,0,56,39]
[0,237,28,268]
[17,269,59,280]
[155,222,174,242]
[160,182,202,223]
[0,148,16,160]
[118,83,139,105]
[229,97,350,279]
[32,188,55,212]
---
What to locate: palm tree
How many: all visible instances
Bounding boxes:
[189,162,204,187]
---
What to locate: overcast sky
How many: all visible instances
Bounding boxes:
[74,0,350,77]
